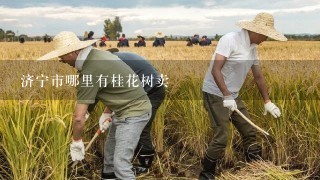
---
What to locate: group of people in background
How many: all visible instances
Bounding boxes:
[38,30,212,48]
[83,31,109,47]
[118,32,166,47]
[187,34,212,47]
[82,31,166,48]
[19,31,213,48]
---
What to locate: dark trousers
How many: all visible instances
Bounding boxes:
[136,85,166,155]
[203,92,261,160]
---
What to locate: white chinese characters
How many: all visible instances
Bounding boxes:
[21,74,169,88]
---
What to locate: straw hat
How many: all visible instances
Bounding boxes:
[236,12,287,41]
[37,31,98,61]
[155,32,165,38]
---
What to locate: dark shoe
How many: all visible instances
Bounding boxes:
[199,171,215,180]
[198,155,217,180]
[132,165,149,175]
[132,153,154,175]
[101,172,117,180]
[138,154,154,168]
[245,147,262,162]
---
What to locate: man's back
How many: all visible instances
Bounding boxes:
[114,52,160,93]
[77,49,151,118]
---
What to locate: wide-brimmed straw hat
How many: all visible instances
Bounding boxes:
[37,31,98,61]
[236,12,287,41]
[155,32,165,38]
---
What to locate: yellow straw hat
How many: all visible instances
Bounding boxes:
[236,12,287,41]
[37,31,98,61]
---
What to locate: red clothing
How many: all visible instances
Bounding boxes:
[119,37,126,42]
[101,36,107,42]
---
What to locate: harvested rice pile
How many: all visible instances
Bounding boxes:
[218,161,305,180]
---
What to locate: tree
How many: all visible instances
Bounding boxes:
[0,28,4,41]
[107,20,116,40]
[103,17,123,40]
[113,16,122,39]
[6,30,15,36]
[104,19,113,38]
[5,30,15,41]
[214,34,221,41]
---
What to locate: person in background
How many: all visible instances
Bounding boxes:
[186,38,193,46]
[83,31,88,41]
[134,35,146,47]
[199,36,212,46]
[153,32,165,47]
[19,36,25,44]
[205,36,212,46]
[99,35,107,47]
[44,34,51,43]
[117,34,130,47]
[86,31,94,40]
[84,31,97,47]
[191,34,200,45]
[200,12,287,179]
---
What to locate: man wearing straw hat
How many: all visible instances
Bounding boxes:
[200,12,287,179]
[38,31,152,180]
[153,32,165,47]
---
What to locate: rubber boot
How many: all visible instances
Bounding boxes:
[245,147,262,162]
[199,155,217,180]
[132,154,154,175]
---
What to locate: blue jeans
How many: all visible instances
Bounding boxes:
[103,112,151,179]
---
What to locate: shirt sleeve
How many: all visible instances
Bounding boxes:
[76,73,100,104]
[215,35,234,58]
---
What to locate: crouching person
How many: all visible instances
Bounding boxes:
[134,36,146,47]
[113,52,165,175]
[88,51,166,176]
[37,31,152,180]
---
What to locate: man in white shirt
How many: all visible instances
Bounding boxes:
[200,12,287,180]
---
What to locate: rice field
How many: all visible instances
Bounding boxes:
[0,40,320,179]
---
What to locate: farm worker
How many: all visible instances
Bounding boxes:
[117,33,130,47]
[83,30,97,47]
[87,51,166,175]
[152,32,165,47]
[200,12,287,179]
[37,31,152,180]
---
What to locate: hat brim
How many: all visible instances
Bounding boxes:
[155,32,165,38]
[37,39,98,61]
[236,21,287,41]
